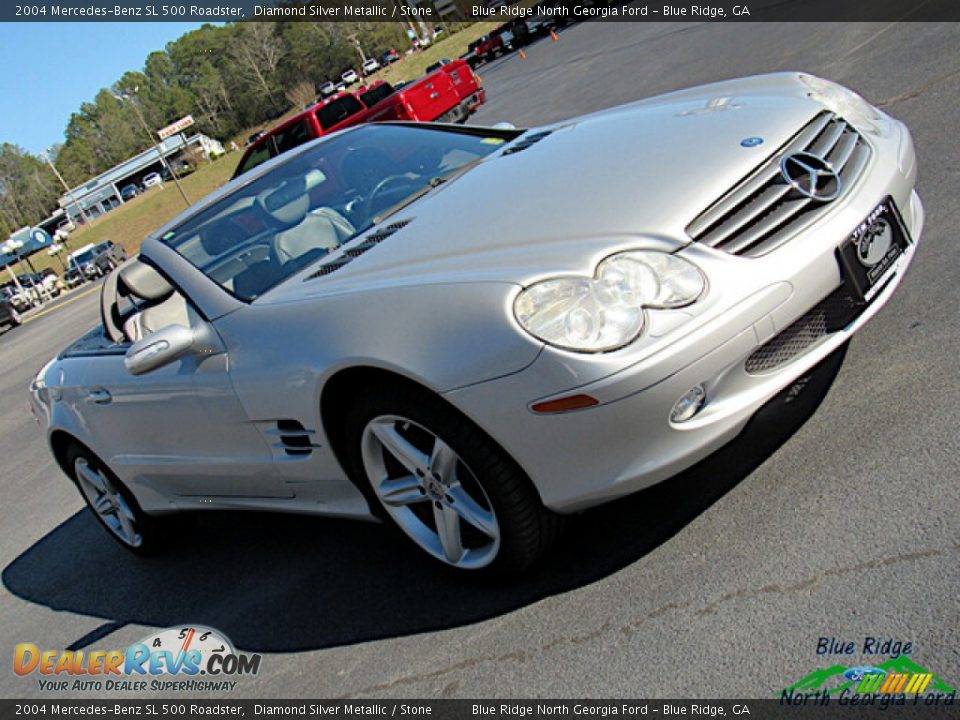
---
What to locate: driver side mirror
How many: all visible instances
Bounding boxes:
[124,322,224,376]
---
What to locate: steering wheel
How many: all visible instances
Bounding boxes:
[363,174,421,220]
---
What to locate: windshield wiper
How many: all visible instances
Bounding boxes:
[372,158,484,225]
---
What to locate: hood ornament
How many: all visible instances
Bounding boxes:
[780,151,842,201]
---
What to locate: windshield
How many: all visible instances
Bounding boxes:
[71,250,96,266]
[161,124,513,301]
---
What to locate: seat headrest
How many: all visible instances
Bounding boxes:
[257,177,309,226]
[200,220,247,257]
[118,260,173,301]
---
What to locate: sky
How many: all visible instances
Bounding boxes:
[0,22,208,155]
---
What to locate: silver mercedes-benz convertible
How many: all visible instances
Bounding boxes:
[30,73,922,573]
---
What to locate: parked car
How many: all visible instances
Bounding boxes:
[92,240,127,276]
[341,69,359,85]
[233,61,485,177]
[23,271,60,296]
[67,241,124,280]
[317,81,336,97]
[469,34,505,66]
[120,184,140,201]
[380,49,400,65]
[0,293,22,329]
[142,172,163,189]
[30,74,922,575]
[63,267,85,289]
[7,272,60,309]
[246,130,266,146]
[361,58,380,76]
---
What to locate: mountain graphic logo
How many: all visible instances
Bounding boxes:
[781,656,956,697]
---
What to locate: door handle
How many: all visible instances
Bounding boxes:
[86,389,112,405]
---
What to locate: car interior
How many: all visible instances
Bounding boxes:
[100,258,191,345]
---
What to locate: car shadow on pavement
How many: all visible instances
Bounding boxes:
[3,346,848,653]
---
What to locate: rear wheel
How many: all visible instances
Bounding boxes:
[345,384,562,575]
[66,444,161,555]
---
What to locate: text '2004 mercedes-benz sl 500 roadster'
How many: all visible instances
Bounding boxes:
[30,73,923,574]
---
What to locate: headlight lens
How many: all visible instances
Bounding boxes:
[798,74,883,135]
[514,251,705,352]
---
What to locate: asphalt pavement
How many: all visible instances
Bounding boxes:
[1,20,958,699]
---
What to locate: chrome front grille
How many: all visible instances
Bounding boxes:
[687,113,871,257]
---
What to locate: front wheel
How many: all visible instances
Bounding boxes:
[345,384,562,575]
[8,308,21,326]
[66,444,161,555]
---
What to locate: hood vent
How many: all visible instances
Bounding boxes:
[306,219,412,279]
[268,419,319,457]
[501,130,553,156]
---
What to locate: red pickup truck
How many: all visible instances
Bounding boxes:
[234,61,485,177]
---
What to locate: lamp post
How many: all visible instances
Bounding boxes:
[115,88,191,209]
[40,150,91,225]
[48,243,68,274]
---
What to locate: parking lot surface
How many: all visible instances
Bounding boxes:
[1,21,958,698]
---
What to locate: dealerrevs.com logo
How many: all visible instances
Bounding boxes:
[13,625,261,692]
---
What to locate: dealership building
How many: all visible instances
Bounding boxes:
[56,133,224,224]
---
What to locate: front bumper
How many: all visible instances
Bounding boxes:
[445,119,923,513]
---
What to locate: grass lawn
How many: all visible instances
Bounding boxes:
[371,22,500,87]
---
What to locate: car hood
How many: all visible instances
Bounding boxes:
[269,73,825,302]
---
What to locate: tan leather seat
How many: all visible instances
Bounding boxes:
[117,261,190,342]
[275,207,355,264]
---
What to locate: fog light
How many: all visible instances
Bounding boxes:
[670,385,706,423]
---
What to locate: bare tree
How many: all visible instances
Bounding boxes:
[285,81,317,111]
[230,22,285,102]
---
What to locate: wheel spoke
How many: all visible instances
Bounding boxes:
[378,475,426,506]
[447,485,498,539]
[433,502,464,563]
[93,495,114,516]
[429,438,459,486]
[113,497,138,543]
[369,421,429,477]
[76,462,108,494]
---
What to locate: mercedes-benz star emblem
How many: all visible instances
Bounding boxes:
[779,151,842,201]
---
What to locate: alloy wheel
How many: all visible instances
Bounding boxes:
[74,457,142,548]
[361,414,501,568]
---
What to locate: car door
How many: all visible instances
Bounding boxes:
[77,341,292,499]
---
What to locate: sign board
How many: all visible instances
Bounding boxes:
[157,115,195,140]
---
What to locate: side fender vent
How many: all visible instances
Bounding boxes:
[268,419,319,457]
[306,219,412,279]
[501,130,552,156]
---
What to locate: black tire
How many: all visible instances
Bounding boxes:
[344,382,563,576]
[8,308,21,326]
[65,443,163,555]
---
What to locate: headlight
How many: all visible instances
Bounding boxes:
[514,251,705,352]
[798,74,884,135]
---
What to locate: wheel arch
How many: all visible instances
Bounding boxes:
[320,366,438,488]
[49,429,86,480]
[318,365,547,507]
